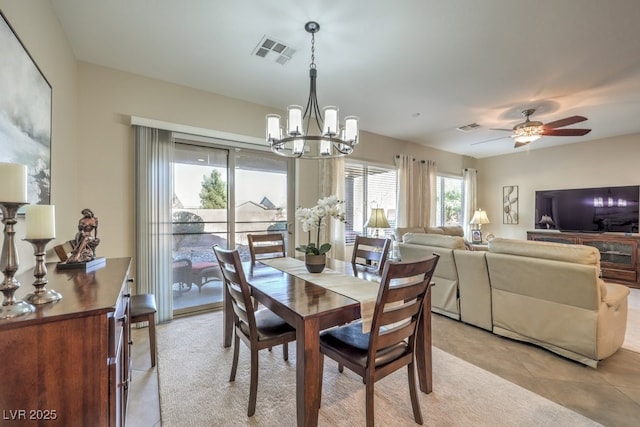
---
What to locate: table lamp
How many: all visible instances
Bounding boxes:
[539,214,555,229]
[469,209,490,242]
[365,208,390,237]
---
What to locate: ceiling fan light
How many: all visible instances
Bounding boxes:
[514,134,541,143]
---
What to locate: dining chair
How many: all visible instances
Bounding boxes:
[351,235,391,275]
[212,246,296,417]
[319,254,440,427]
[247,233,286,264]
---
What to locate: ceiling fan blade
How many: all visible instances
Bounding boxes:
[489,128,513,132]
[471,135,510,146]
[542,128,592,136]
[543,115,587,129]
[514,141,530,148]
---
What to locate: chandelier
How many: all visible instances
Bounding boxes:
[266,21,359,159]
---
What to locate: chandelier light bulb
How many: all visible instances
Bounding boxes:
[287,105,303,136]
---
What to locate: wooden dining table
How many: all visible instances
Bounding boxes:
[222,257,434,427]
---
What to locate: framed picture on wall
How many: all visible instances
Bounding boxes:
[503,185,518,224]
[0,11,52,205]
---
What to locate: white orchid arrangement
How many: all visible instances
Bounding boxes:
[295,195,346,255]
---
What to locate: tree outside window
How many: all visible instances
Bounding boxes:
[436,176,464,226]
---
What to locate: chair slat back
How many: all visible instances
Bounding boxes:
[248,233,286,264]
[368,254,440,360]
[213,246,257,339]
[351,236,391,275]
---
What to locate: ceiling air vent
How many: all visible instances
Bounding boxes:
[252,36,296,65]
[456,123,481,132]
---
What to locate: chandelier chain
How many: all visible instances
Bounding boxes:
[310,32,316,69]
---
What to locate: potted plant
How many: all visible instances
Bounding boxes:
[295,195,346,273]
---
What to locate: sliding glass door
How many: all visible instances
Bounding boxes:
[171,142,292,315]
[234,152,292,262]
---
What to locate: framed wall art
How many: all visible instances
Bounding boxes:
[0,10,51,205]
[503,185,518,224]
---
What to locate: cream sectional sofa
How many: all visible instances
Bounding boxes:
[398,233,467,320]
[398,234,630,367]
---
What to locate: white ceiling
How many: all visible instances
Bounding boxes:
[50,0,640,158]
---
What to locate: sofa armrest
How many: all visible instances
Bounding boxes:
[602,282,630,308]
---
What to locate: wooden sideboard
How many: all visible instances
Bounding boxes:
[0,257,132,426]
[527,231,640,288]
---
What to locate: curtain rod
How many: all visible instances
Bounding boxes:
[395,154,432,163]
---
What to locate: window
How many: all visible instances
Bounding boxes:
[344,163,397,243]
[435,175,464,226]
[171,142,293,315]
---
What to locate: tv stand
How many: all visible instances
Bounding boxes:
[527,231,640,288]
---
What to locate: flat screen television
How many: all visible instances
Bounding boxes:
[534,185,640,233]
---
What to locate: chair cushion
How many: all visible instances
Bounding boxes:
[239,308,295,341]
[320,322,408,368]
[130,294,157,317]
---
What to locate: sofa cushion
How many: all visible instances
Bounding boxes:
[403,233,466,249]
[424,227,445,234]
[488,237,600,266]
[394,227,428,241]
[441,225,464,237]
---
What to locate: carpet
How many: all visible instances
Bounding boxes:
[623,288,640,353]
[157,311,600,426]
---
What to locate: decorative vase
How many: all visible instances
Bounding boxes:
[305,253,326,273]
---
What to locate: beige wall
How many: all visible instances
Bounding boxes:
[476,134,640,240]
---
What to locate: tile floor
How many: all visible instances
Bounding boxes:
[126,299,640,426]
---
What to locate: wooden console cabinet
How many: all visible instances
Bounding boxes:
[0,257,132,426]
[527,231,640,288]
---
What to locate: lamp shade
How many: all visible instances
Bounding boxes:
[470,209,490,225]
[365,208,390,229]
[539,214,555,228]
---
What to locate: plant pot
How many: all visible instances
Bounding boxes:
[305,253,326,273]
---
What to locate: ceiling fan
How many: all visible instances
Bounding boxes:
[475,108,592,148]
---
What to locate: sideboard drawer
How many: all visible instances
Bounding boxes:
[602,268,636,283]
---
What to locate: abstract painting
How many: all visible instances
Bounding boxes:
[0,11,51,205]
[503,185,518,224]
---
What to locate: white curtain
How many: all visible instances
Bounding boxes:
[419,160,437,228]
[462,168,478,241]
[395,155,415,227]
[134,126,174,323]
[321,157,346,260]
[395,155,436,228]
